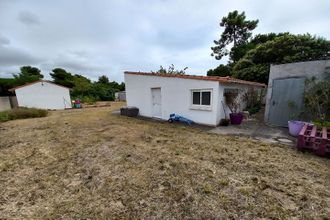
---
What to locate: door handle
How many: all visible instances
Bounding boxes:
[272,101,275,106]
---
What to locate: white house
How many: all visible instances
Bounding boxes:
[124,72,265,126]
[9,80,72,110]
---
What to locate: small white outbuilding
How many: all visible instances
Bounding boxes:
[10,80,72,110]
[124,72,265,126]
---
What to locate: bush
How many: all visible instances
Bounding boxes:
[243,88,265,115]
[0,108,48,122]
[303,78,330,125]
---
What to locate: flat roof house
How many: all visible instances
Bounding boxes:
[9,80,72,110]
[124,72,265,126]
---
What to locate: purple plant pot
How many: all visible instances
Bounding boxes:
[288,120,305,137]
[230,113,244,125]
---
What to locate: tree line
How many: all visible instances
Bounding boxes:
[0,66,125,102]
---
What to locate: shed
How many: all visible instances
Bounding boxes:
[265,60,330,126]
[124,72,265,126]
[115,91,126,101]
[9,80,72,110]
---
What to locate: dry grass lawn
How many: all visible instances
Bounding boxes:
[0,102,329,219]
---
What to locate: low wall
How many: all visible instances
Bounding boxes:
[9,96,18,108]
[0,97,12,111]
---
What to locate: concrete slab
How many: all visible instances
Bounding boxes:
[209,110,295,145]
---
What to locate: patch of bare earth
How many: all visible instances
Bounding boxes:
[0,102,329,219]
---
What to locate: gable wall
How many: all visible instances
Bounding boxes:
[15,82,72,110]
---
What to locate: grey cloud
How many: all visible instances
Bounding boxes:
[18,11,40,26]
[54,60,101,73]
[0,0,329,83]
[0,34,10,45]
[0,45,41,66]
[50,53,104,79]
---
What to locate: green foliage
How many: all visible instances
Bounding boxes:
[0,78,16,96]
[1,67,125,103]
[90,82,115,101]
[208,33,289,78]
[303,78,330,125]
[233,63,269,83]
[0,108,48,122]
[312,120,330,127]
[153,64,188,75]
[0,66,43,95]
[232,34,330,83]
[230,33,288,63]
[97,75,110,84]
[50,71,123,102]
[78,96,98,104]
[50,68,75,88]
[207,64,232,77]
[13,66,43,85]
[71,74,92,97]
[211,10,258,60]
[109,81,125,92]
[243,88,264,115]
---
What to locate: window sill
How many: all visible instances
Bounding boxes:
[190,105,212,111]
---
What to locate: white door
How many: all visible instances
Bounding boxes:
[151,88,162,118]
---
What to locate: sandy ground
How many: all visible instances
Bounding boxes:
[0,102,329,219]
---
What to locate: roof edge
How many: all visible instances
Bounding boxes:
[124,71,266,88]
[9,80,71,92]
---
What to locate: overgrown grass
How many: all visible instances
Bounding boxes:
[0,107,48,122]
[0,103,329,219]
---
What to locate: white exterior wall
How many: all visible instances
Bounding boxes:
[125,74,220,126]
[15,82,72,110]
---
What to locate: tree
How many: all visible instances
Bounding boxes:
[153,64,188,75]
[90,83,115,101]
[232,33,330,83]
[71,74,92,97]
[97,75,110,84]
[0,78,16,96]
[13,66,43,85]
[211,10,258,60]
[229,33,287,63]
[208,33,288,77]
[207,64,232,77]
[50,68,75,88]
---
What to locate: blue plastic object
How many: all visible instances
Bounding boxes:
[168,113,194,125]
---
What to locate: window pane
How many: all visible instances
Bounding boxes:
[192,92,200,105]
[201,91,211,105]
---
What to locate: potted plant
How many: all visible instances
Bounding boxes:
[287,100,305,136]
[224,90,244,125]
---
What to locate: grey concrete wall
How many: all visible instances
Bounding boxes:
[265,60,330,124]
[9,96,18,108]
[0,97,12,111]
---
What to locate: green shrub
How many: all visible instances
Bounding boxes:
[303,78,330,124]
[0,108,48,122]
[243,88,265,115]
[0,112,10,121]
[81,96,97,104]
[246,106,261,115]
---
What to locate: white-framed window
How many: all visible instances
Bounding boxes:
[190,89,212,110]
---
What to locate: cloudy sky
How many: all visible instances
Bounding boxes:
[0,0,329,82]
